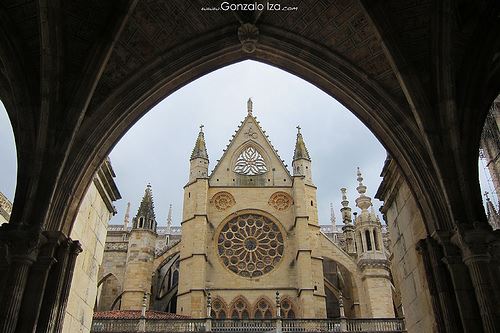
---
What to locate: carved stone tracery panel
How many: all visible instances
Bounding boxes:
[234,146,268,176]
[217,214,284,278]
[268,192,293,211]
[211,192,235,211]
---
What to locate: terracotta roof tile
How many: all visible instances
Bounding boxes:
[93,310,190,320]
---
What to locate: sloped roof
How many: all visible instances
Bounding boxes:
[93,310,190,320]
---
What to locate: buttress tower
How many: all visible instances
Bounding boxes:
[121,184,158,310]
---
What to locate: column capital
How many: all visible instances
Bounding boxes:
[0,223,45,263]
[450,222,495,262]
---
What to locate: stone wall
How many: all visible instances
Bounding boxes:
[376,157,436,332]
[62,160,120,333]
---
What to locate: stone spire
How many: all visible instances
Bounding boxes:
[340,188,352,225]
[330,202,338,232]
[292,126,313,184]
[189,125,209,181]
[293,126,311,161]
[485,191,500,230]
[190,125,209,161]
[123,201,131,229]
[132,183,157,232]
[355,167,373,215]
[166,203,173,234]
[340,188,356,255]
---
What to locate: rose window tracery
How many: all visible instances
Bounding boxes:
[268,192,293,211]
[217,214,284,278]
[211,192,236,211]
[234,146,268,175]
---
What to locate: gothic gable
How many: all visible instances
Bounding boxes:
[209,114,291,187]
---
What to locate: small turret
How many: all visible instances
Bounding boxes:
[132,184,157,233]
[292,126,313,185]
[189,125,209,182]
[122,184,158,310]
[340,188,356,255]
[353,168,384,257]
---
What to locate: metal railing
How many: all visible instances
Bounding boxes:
[91,318,405,333]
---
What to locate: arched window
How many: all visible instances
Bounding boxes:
[373,229,379,250]
[139,216,144,228]
[365,230,372,251]
[229,297,251,319]
[211,297,228,319]
[280,297,297,319]
[253,298,273,319]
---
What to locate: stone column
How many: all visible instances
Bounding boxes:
[462,254,498,332]
[53,240,82,333]
[0,225,42,333]
[16,248,58,332]
[36,234,82,333]
[424,237,461,333]
[416,239,446,332]
[451,223,500,333]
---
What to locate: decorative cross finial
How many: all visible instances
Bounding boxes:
[296,125,301,134]
[247,98,253,115]
[200,124,204,132]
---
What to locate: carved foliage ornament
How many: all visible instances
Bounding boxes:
[238,23,259,53]
[217,214,284,278]
[211,192,236,211]
[234,146,268,176]
[268,192,293,211]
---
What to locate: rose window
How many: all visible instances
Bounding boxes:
[234,147,268,175]
[217,214,284,278]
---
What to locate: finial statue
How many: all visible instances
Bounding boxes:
[247,98,253,115]
[296,125,301,134]
[199,124,204,133]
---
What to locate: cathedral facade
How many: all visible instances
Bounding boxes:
[96,100,395,320]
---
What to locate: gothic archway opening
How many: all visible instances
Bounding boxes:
[322,258,357,318]
[96,273,122,311]
[153,252,180,313]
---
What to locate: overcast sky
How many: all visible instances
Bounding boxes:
[0,60,493,228]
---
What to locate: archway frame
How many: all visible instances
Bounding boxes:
[41,24,448,239]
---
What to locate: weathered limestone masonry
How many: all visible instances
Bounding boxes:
[121,185,157,310]
[62,159,121,333]
[173,101,394,320]
[0,160,120,333]
[376,157,489,333]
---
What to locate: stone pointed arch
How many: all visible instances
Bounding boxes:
[96,273,122,311]
[252,296,274,319]
[49,23,444,245]
[210,296,228,319]
[322,257,360,318]
[280,296,298,319]
[228,295,251,319]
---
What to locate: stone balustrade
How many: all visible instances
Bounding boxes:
[91,318,406,333]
